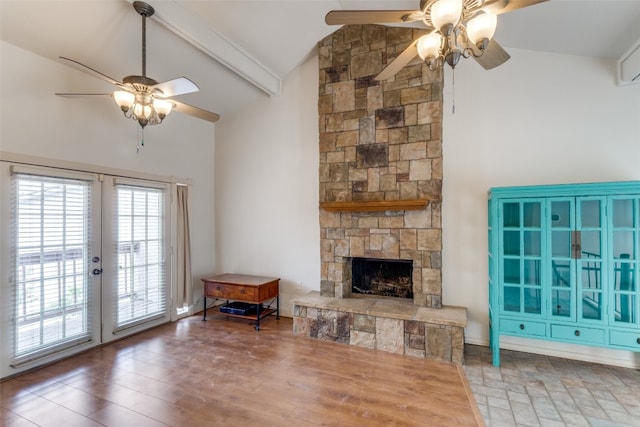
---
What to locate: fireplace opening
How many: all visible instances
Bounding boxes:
[351,257,413,299]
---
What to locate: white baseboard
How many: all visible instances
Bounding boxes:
[465,335,640,369]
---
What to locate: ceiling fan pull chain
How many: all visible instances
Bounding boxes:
[452,68,456,115]
[136,127,145,154]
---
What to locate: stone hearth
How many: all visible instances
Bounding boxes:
[292,293,466,364]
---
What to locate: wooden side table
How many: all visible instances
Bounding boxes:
[201,274,279,330]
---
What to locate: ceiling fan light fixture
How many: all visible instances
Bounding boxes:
[153,98,173,120]
[430,0,463,31]
[466,11,497,45]
[113,90,135,112]
[417,33,443,61]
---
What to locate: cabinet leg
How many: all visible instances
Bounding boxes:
[276,295,280,319]
[202,296,207,321]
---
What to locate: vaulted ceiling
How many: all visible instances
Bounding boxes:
[2,0,640,122]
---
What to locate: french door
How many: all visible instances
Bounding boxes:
[1,163,171,377]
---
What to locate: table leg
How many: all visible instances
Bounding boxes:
[203,296,207,321]
[255,303,260,331]
[276,295,280,319]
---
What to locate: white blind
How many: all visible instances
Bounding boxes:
[11,170,93,361]
[113,183,167,330]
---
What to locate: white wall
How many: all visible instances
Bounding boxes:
[0,41,216,304]
[442,48,640,365]
[214,54,320,316]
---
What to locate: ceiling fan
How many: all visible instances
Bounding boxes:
[325,0,548,80]
[56,1,219,129]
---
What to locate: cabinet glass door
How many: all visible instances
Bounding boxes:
[549,199,574,319]
[577,198,605,322]
[501,200,543,315]
[610,197,639,326]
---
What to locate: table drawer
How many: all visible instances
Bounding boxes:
[205,282,258,301]
[550,324,605,345]
[610,330,640,350]
[500,318,546,337]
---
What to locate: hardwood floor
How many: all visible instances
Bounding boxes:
[1,315,483,426]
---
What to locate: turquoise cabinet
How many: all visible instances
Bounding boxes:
[489,182,640,366]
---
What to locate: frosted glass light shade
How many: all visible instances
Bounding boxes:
[153,98,173,118]
[430,0,462,30]
[113,90,135,110]
[134,103,152,119]
[417,33,443,60]
[466,11,497,44]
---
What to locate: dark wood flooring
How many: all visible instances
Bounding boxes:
[1,314,482,426]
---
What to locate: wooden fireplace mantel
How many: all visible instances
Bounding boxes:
[319,198,433,212]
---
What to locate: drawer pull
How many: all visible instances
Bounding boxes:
[519,324,525,330]
[216,286,221,290]
[574,330,580,337]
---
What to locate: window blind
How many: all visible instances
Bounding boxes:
[11,170,93,362]
[113,183,167,331]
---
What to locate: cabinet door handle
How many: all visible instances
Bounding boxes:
[574,330,580,337]
[636,338,640,345]
[519,324,525,330]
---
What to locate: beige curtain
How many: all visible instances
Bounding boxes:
[176,185,192,308]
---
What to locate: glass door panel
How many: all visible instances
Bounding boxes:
[611,197,639,325]
[500,200,543,315]
[577,198,605,322]
[6,166,101,369]
[549,199,574,319]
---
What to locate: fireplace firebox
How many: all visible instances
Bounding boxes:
[351,257,413,299]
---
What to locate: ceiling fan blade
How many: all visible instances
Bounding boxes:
[172,101,220,123]
[374,39,420,81]
[58,57,122,86]
[151,77,199,98]
[55,93,112,97]
[483,0,548,15]
[325,10,423,25]
[474,39,511,70]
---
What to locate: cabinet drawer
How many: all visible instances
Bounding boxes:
[550,324,605,345]
[205,282,258,301]
[610,330,640,350]
[500,318,546,337]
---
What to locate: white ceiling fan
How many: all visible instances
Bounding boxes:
[56,1,220,129]
[325,0,548,80]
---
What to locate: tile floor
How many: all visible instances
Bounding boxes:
[463,345,640,427]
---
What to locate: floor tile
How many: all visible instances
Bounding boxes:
[464,345,640,427]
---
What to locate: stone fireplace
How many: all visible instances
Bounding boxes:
[292,24,467,364]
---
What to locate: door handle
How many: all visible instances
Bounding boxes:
[571,231,582,259]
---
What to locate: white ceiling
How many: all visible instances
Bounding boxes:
[2,0,640,122]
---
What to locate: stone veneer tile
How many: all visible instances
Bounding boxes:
[336,130,358,148]
[293,316,311,336]
[426,326,452,362]
[376,317,404,354]
[404,209,431,229]
[353,313,376,333]
[350,330,376,349]
[409,159,431,181]
[399,229,417,250]
[405,320,424,335]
